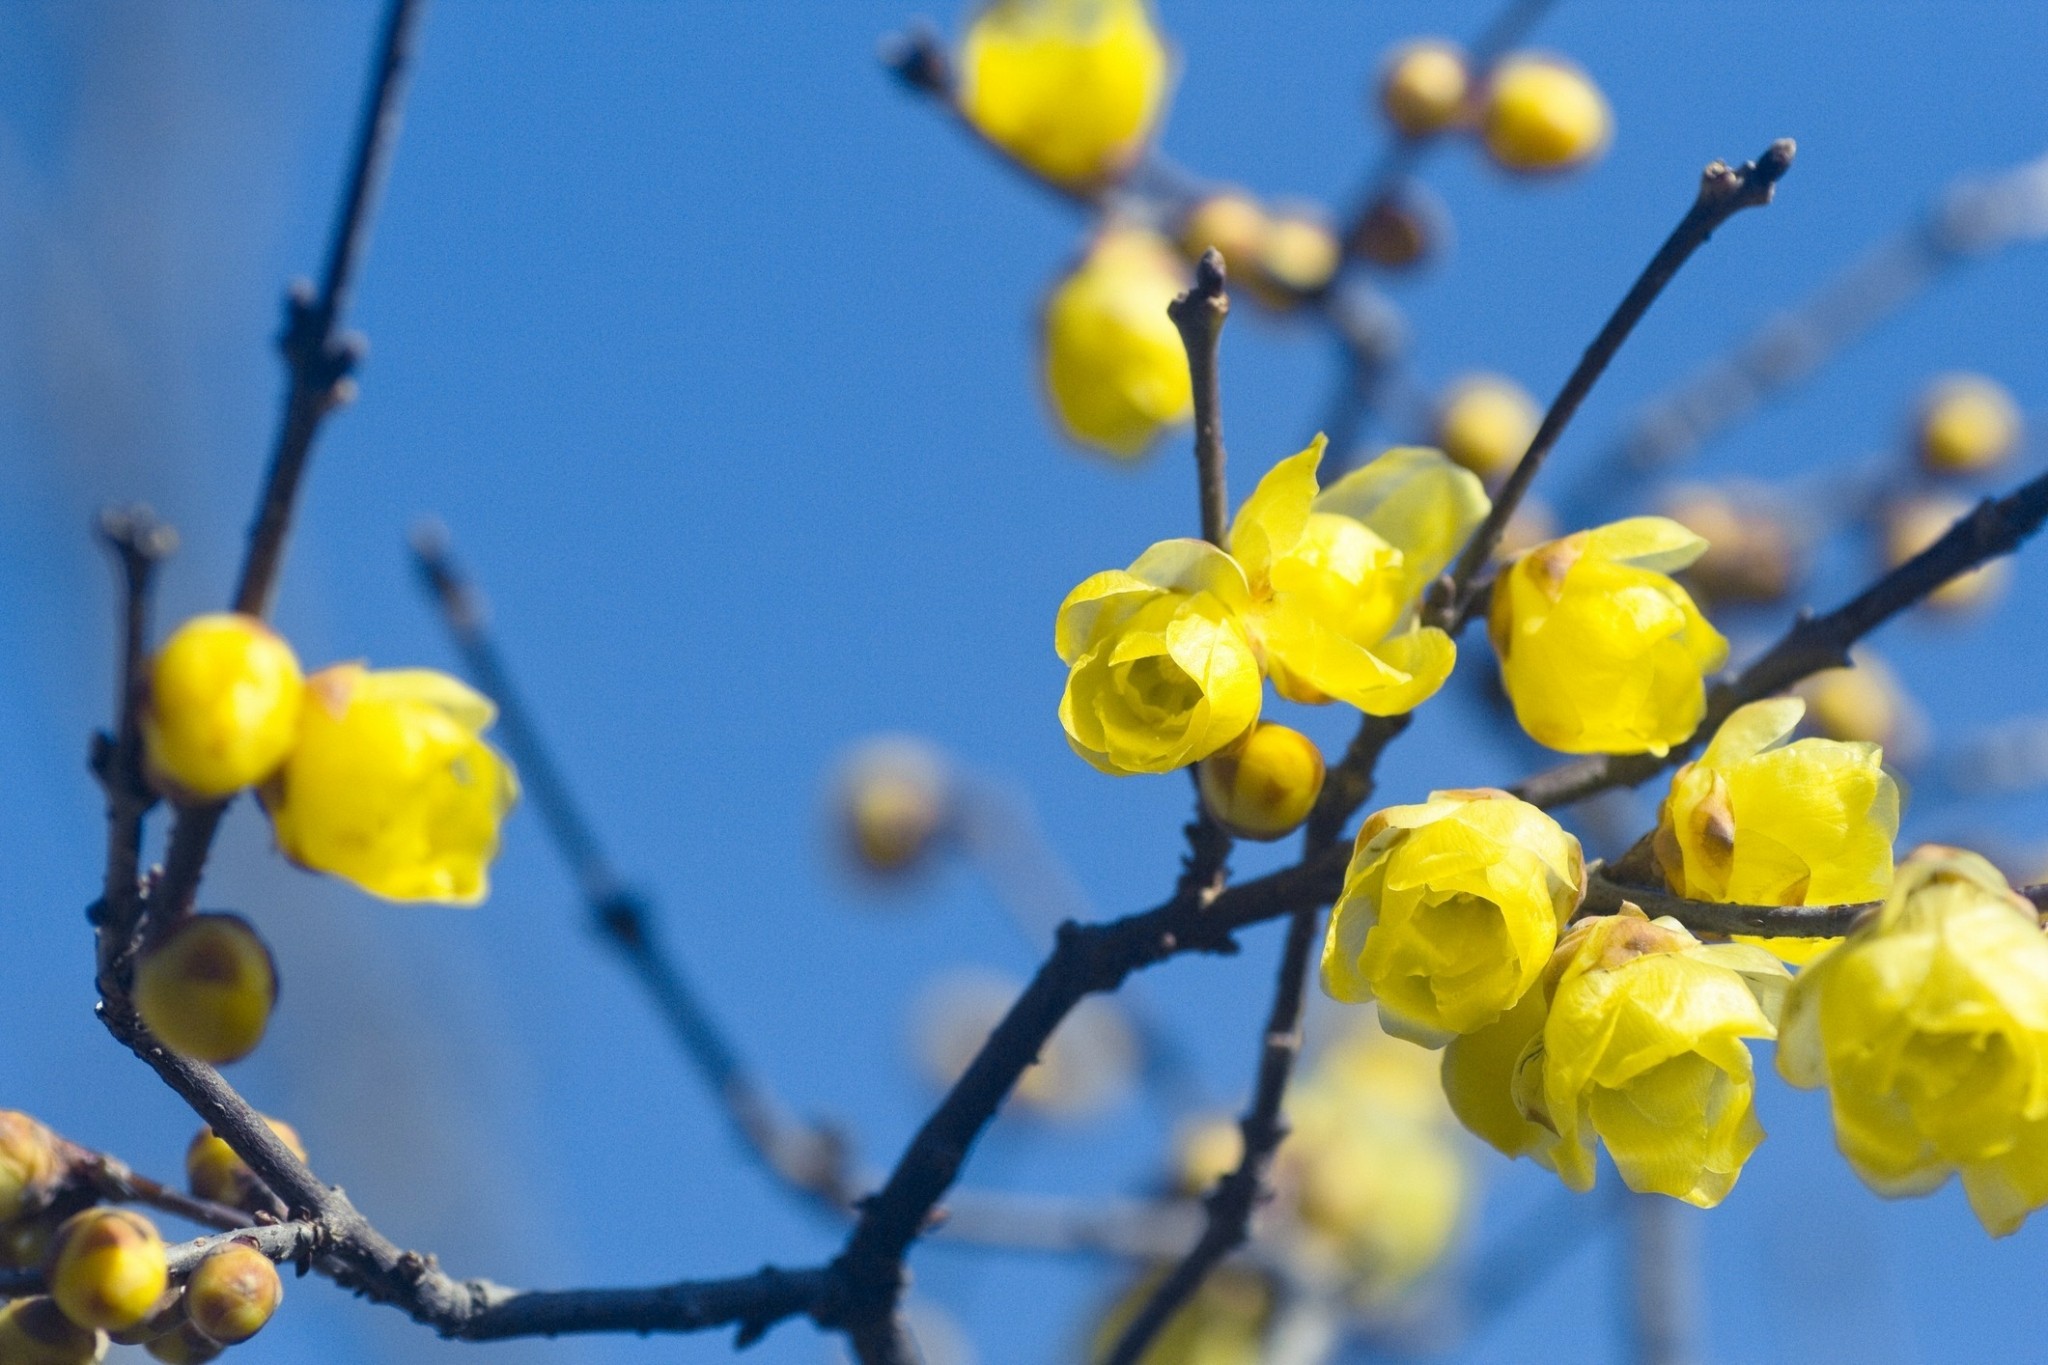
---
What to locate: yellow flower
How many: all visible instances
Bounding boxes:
[1322,788,1584,1045]
[1230,437,1488,716]
[1433,373,1539,484]
[1377,40,1470,140]
[960,0,1170,190]
[1915,373,2021,476]
[262,665,518,904]
[1884,493,2010,613]
[1777,847,2048,1235]
[142,613,304,800]
[1057,539,1262,774]
[1042,226,1193,457]
[1090,1266,1270,1365]
[1654,698,1899,966]
[1480,54,1611,174]
[1455,907,1787,1206]
[1489,517,1729,755]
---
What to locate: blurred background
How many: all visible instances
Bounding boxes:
[4,2,2048,1362]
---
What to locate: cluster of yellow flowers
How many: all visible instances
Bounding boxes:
[0,1112,291,1362]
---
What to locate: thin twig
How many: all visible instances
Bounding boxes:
[1101,905,1321,1365]
[1513,462,2048,809]
[1430,140,1796,630]
[1170,250,1232,549]
[1625,1192,1695,1365]
[1581,868,2048,939]
[53,1140,252,1235]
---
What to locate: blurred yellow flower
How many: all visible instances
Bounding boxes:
[143,613,304,801]
[1042,226,1193,457]
[262,664,517,905]
[1914,373,2021,476]
[961,0,1170,190]
[1231,437,1487,716]
[1489,517,1728,755]
[1480,54,1610,174]
[1089,1265,1270,1365]
[1323,788,1583,1045]
[1433,373,1538,484]
[1778,847,2048,1235]
[1056,539,1262,774]
[1377,40,1470,140]
[1451,907,1787,1207]
[1655,698,1898,966]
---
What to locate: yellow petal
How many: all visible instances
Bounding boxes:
[1578,515,1711,573]
[1227,437,1325,587]
[1315,445,1490,603]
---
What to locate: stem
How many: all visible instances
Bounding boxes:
[1170,249,1232,549]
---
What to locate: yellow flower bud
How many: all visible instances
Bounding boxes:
[1481,53,1610,174]
[835,737,952,876]
[1659,483,1800,606]
[1915,373,2021,476]
[144,1324,223,1365]
[1323,788,1583,1045]
[1377,39,1469,139]
[1197,723,1325,841]
[185,1119,305,1212]
[1090,1266,1271,1365]
[0,1297,106,1365]
[48,1209,167,1332]
[0,1112,60,1223]
[1245,211,1340,308]
[1884,493,2010,613]
[1056,539,1262,774]
[1229,437,1487,716]
[1177,192,1268,280]
[102,1289,184,1347]
[1042,226,1194,458]
[1654,699,1899,966]
[262,664,518,904]
[1490,518,1729,755]
[132,915,277,1065]
[1347,187,1449,272]
[1433,373,1539,483]
[1793,651,1920,755]
[183,1244,281,1345]
[141,614,304,801]
[1474,907,1787,1206]
[1778,848,2048,1235]
[959,0,1170,190]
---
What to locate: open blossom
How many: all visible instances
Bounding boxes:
[1655,697,1899,965]
[1322,788,1583,1045]
[960,0,1170,190]
[1056,539,1262,774]
[262,665,518,905]
[1041,226,1193,457]
[1444,906,1788,1207]
[1489,516,1728,756]
[1230,436,1488,716]
[1778,847,2048,1235]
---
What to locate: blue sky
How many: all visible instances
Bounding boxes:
[5,3,2048,1363]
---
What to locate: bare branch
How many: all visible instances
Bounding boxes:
[1102,906,1321,1365]
[1432,140,1797,630]
[1582,867,2048,939]
[1513,462,2048,809]
[1170,250,1233,549]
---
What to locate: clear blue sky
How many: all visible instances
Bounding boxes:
[5,4,2048,1363]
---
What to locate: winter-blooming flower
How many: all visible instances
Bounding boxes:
[1489,516,1728,756]
[1041,226,1193,457]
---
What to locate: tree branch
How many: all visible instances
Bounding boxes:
[1431,139,1796,630]
[1513,462,2048,809]
[1101,905,1321,1365]
[1582,867,2048,939]
[1170,250,1232,549]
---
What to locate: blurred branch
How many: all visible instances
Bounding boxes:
[1625,1192,1695,1365]
[1102,905,1321,1365]
[1514,460,2048,809]
[410,525,859,1217]
[1597,148,2048,484]
[148,0,427,932]
[1432,140,1796,630]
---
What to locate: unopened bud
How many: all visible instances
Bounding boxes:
[0,1112,60,1223]
[185,1119,305,1212]
[835,737,953,878]
[1884,493,2010,612]
[1434,373,1539,483]
[0,1296,107,1365]
[1377,40,1470,139]
[1915,373,2021,476]
[1177,193,1268,281]
[1198,723,1326,841]
[0,1212,62,1272]
[1172,1115,1243,1194]
[1660,483,1800,605]
[1349,185,1449,271]
[1248,211,1341,308]
[142,614,304,802]
[1480,53,1611,174]
[133,914,278,1065]
[47,1209,167,1332]
[183,1244,281,1345]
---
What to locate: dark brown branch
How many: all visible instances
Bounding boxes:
[88,507,175,990]
[1169,250,1232,549]
[1304,714,1407,853]
[1431,140,1796,630]
[53,1139,252,1235]
[1513,463,2048,809]
[1102,906,1320,1365]
[408,526,857,1216]
[1582,868,2048,940]
[147,0,426,931]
